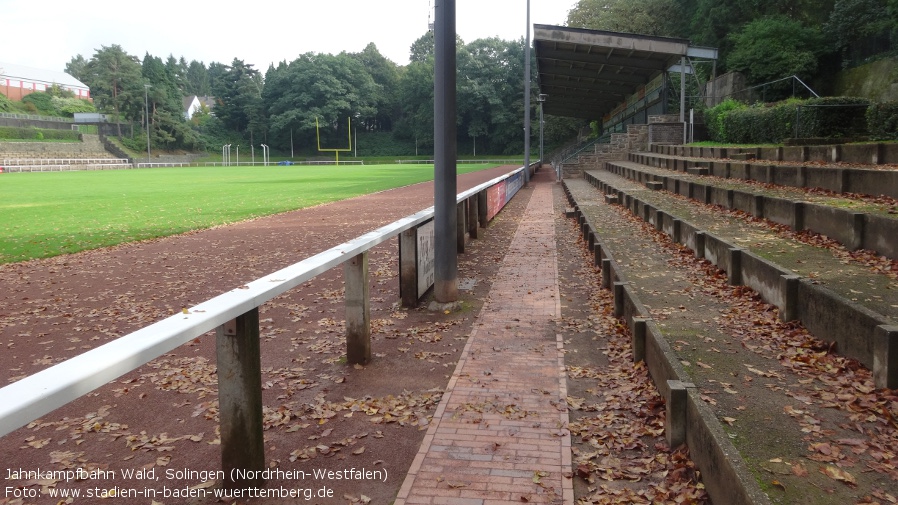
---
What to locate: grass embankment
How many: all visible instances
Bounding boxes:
[0,163,497,264]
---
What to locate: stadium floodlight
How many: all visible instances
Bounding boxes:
[144,84,151,163]
[523,0,531,185]
[537,94,547,165]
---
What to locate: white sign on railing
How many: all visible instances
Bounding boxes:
[417,220,435,298]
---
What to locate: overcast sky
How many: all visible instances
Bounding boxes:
[2,0,575,73]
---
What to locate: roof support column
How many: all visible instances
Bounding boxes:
[680,56,687,144]
[433,0,458,303]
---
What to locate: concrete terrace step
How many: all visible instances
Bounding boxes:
[630,151,898,199]
[604,159,898,260]
[580,168,898,390]
[562,178,898,504]
[651,143,898,166]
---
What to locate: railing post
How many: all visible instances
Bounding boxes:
[399,228,419,307]
[457,201,466,253]
[345,252,371,364]
[467,197,479,239]
[478,190,488,228]
[216,308,265,491]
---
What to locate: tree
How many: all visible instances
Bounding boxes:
[262,52,378,151]
[825,0,891,64]
[65,55,89,82]
[81,45,144,136]
[457,37,529,154]
[393,54,435,152]
[212,58,264,138]
[142,53,199,150]
[567,0,685,37]
[727,16,824,84]
[185,60,211,96]
[409,31,435,63]
[165,55,188,94]
[351,43,400,132]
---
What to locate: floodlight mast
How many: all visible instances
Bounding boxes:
[537,94,547,165]
[523,0,531,185]
[144,84,151,163]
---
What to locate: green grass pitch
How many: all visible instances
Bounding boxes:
[0,164,498,264]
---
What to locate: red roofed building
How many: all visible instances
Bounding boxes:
[0,61,91,101]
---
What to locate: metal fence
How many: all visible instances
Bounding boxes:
[0,164,531,489]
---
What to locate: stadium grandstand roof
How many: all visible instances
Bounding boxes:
[0,61,89,92]
[533,25,717,119]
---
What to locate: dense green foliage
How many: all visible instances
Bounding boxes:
[706,97,871,143]
[3,85,96,117]
[0,126,80,141]
[703,99,746,142]
[866,101,898,139]
[0,164,499,263]
[567,0,686,37]
[567,0,895,87]
[726,16,825,83]
[0,93,13,112]
[48,0,895,156]
[60,32,582,158]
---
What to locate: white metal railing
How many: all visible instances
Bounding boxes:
[397,159,523,165]
[135,162,190,168]
[2,157,129,165]
[209,161,367,167]
[0,165,527,441]
[2,163,132,172]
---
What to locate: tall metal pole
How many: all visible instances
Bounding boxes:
[523,0,531,185]
[680,56,687,144]
[144,84,151,163]
[434,0,458,303]
[538,94,546,164]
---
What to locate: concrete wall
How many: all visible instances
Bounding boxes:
[563,179,774,505]
[648,123,684,145]
[612,159,898,259]
[0,135,116,159]
[634,151,898,199]
[578,171,895,386]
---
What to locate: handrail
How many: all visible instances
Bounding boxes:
[0,112,74,122]
[557,135,608,166]
[0,165,526,438]
[396,159,523,165]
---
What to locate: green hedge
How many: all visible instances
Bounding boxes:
[0,126,81,141]
[704,98,746,142]
[866,102,898,140]
[706,97,871,143]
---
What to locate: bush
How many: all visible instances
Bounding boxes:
[0,93,13,112]
[54,96,96,116]
[715,96,871,143]
[705,99,747,142]
[21,92,56,115]
[0,126,80,141]
[866,101,898,140]
[797,96,870,138]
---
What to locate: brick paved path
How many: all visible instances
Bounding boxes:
[395,171,573,505]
